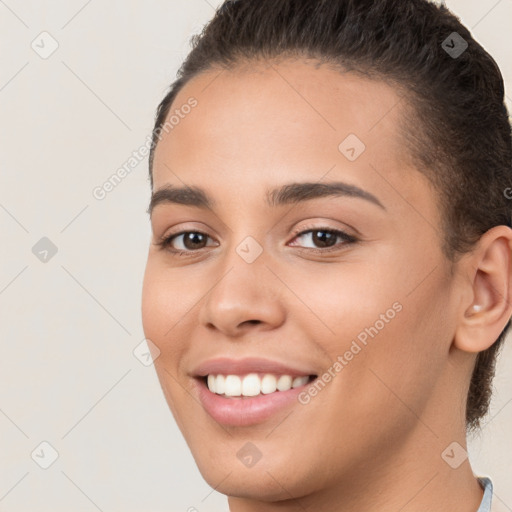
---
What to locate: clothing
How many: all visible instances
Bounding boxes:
[476,476,508,512]
[478,477,493,512]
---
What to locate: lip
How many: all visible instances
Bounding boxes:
[191,356,317,378]
[193,376,315,427]
[190,357,318,427]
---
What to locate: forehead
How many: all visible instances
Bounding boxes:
[152,59,421,206]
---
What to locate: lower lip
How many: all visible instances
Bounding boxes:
[194,378,313,427]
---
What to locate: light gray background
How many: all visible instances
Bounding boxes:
[0,1,511,511]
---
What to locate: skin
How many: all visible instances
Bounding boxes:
[141,59,512,511]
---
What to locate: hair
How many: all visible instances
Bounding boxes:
[148,0,512,431]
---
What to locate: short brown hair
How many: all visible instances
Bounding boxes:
[149,0,512,430]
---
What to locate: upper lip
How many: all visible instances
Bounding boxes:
[191,357,318,378]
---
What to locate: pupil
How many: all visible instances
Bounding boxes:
[185,232,205,249]
[313,230,335,248]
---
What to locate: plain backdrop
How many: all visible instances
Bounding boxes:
[0,1,511,511]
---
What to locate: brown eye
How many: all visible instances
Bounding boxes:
[180,232,209,250]
[157,231,216,254]
[290,228,356,251]
[310,230,338,248]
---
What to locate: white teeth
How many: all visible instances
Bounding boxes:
[276,375,292,391]
[207,374,216,394]
[242,373,261,397]
[261,374,277,394]
[215,374,225,395]
[206,373,311,396]
[292,376,309,388]
[224,375,242,397]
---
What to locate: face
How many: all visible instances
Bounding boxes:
[142,59,463,502]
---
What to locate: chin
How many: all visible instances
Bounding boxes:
[185,435,327,503]
[195,460,308,502]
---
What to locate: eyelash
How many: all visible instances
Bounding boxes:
[155,225,358,257]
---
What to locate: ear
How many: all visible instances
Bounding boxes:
[454,225,512,353]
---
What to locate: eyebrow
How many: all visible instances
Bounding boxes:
[147,181,385,215]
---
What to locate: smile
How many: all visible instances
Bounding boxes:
[206,373,313,397]
[190,357,319,426]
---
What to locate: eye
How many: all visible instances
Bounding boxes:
[288,227,357,252]
[156,230,217,255]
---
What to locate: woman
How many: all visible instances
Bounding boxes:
[142,0,512,510]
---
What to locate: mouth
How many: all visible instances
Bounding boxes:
[190,357,319,427]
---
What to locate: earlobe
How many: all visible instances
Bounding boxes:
[455,226,512,353]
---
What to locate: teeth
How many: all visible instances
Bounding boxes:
[207,374,216,393]
[206,373,311,396]
[224,375,242,397]
[277,375,292,391]
[261,374,277,394]
[215,374,225,395]
[241,373,261,397]
[292,376,309,388]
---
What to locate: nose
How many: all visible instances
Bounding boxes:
[198,248,286,338]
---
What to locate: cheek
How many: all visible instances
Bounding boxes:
[141,260,192,368]
[141,262,194,425]
[142,258,187,334]
[284,258,403,351]
[331,268,454,423]
[293,249,453,402]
